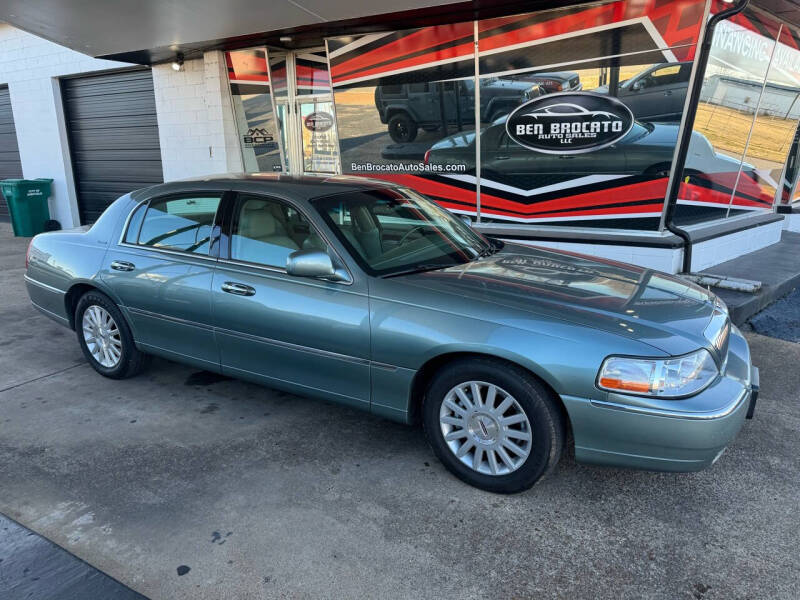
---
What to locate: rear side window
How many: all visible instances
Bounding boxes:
[123,203,146,244]
[133,195,221,255]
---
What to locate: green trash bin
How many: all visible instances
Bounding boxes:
[0,178,54,237]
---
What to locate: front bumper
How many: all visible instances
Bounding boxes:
[563,326,757,472]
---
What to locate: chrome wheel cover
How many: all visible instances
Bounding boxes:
[82,305,122,368]
[439,381,532,476]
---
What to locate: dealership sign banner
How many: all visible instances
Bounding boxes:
[506,93,634,154]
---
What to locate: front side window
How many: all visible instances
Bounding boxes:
[231,194,328,268]
[134,195,221,255]
[314,188,491,276]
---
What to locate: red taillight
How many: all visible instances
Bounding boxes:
[26,239,33,269]
[423,150,430,165]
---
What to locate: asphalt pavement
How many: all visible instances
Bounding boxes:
[1,221,798,600]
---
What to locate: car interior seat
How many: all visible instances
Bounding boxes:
[234,200,300,265]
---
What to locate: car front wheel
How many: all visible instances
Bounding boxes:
[423,358,566,493]
[75,290,148,379]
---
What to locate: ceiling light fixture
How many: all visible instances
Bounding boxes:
[171,52,184,71]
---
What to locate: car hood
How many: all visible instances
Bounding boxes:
[387,243,722,357]
[524,71,577,80]
[483,79,534,91]
[430,130,477,149]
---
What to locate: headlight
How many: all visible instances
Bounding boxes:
[597,349,718,398]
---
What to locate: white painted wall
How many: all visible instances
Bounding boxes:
[0,24,131,228]
[0,25,242,227]
[690,218,784,271]
[784,212,800,232]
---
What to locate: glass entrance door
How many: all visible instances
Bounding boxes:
[268,49,340,176]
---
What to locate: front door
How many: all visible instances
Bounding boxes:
[269,49,341,176]
[211,192,370,408]
[100,193,224,370]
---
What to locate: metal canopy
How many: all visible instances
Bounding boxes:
[0,0,584,65]
[2,0,799,66]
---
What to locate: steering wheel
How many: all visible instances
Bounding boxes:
[398,225,427,246]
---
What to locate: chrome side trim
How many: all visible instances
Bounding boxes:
[30,300,70,326]
[24,275,66,295]
[118,242,218,263]
[125,307,400,370]
[126,306,214,331]
[217,257,287,275]
[590,388,750,420]
[372,361,398,371]
[215,325,371,366]
[223,363,369,406]
[136,341,220,368]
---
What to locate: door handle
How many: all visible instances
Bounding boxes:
[110,260,135,272]
[495,155,510,160]
[221,281,256,297]
[664,90,673,96]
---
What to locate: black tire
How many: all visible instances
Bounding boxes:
[388,113,418,143]
[75,290,149,379]
[423,358,566,494]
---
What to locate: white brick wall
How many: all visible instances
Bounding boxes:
[0,25,242,227]
[151,51,243,181]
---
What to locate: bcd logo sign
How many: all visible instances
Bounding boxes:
[243,127,274,146]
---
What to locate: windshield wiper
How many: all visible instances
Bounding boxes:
[381,264,452,278]
[476,238,503,258]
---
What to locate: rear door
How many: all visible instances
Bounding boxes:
[211,192,371,409]
[100,192,225,369]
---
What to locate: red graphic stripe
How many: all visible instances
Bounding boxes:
[680,182,773,208]
[362,174,668,216]
[225,51,269,83]
[331,23,474,83]
[295,64,331,87]
[480,203,664,220]
[478,3,622,53]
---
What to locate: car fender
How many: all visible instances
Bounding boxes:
[384,105,418,124]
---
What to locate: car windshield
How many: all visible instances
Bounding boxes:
[313,188,494,277]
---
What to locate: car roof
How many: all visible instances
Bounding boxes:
[130,173,396,203]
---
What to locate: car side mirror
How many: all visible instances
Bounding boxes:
[286,249,350,283]
[631,80,644,91]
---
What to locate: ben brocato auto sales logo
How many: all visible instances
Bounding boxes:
[506,92,634,154]
[304,111,334,132]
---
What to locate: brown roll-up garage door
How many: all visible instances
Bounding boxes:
[61,68,163,224]
[0,86,23,219]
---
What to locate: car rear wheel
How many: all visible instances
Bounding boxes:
[75,290,148,379]
[388,113,418,143]
[423,358,565,493]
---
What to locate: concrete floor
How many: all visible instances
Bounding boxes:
[1,222,799,600]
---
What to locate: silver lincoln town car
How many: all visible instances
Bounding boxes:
[24,174,758,493]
